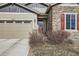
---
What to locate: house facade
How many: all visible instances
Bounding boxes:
[46,3,79,40]
[0,3,79,40]
[0,3,48,39]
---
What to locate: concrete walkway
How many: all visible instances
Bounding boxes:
[0,39,29,56]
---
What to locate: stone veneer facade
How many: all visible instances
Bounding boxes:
[48,4,79,41]
[47,8,52,32]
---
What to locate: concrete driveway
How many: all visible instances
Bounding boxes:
[0,39,29,56]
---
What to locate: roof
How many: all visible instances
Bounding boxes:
[0,3,50,15]
[45,3,79,13]
[46,3,61,13]
[0,3,41,15]
[24,3,49,13]
[0,3,60,15]
[25,3,49,7]
[15,3,41,14]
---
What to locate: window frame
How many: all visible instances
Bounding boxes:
[15,20,22,23]
[64,13,77,31]
[0,20,5,23]
[6,20,13,23]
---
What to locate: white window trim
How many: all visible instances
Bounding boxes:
[64,13,78,32]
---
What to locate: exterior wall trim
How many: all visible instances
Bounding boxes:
[0,19,34,29]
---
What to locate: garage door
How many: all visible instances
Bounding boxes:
[0,20,33,39]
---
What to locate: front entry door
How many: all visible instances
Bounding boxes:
[37,20,46,33]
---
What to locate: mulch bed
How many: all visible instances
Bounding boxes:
[28,43,79,56]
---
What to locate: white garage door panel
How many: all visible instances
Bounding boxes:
[0,22,32,39]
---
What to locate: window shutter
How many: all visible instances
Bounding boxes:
[77,14,79,30]
[61,14,65,31]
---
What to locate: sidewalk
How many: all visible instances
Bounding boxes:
[0,39,29,56]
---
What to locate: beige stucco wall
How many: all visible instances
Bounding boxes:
[0,12,37,20]
[51,4,79,41]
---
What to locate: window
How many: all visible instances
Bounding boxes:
[24,20,31,23]
[37,20,44,28]
[0,20,5,23]
[15,20,22,23]
[71,14,75,29]
[65,13,77,30]
[6,20,13,23]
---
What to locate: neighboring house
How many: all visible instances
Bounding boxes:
[0,3,48,39]
[46,3,79,40]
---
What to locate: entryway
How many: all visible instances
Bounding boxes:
[37,19,47,33]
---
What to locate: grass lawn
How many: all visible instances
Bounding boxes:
[28,43,79,56]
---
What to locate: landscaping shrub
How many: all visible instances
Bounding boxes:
[29,31,71,47]
[28,31,75,56]
[64,39,73,44]
[46,31,70,45]
[29,31,47,48]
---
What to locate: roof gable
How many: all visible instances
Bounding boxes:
[0,3,31,13]
[0,3,40,14]
[25,3,48,13]
[15,3,40,14]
